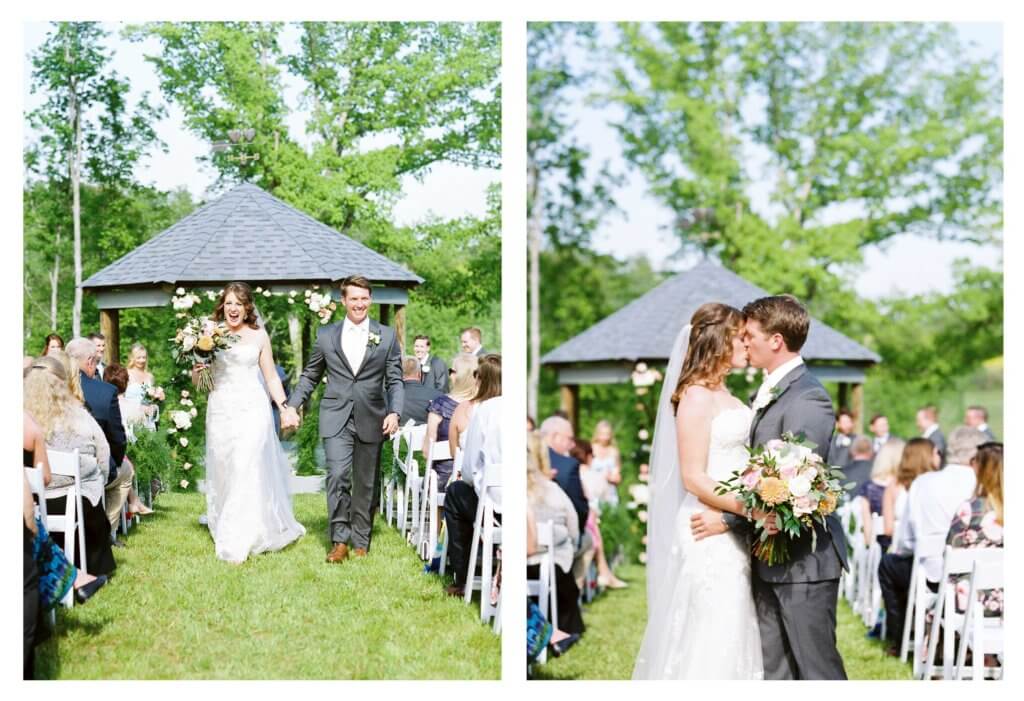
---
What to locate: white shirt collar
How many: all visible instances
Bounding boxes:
[762,355,805,391]
[923,423,939,438]
[978,423,989,432]
[420,354,430,365]
[343,316,369,333]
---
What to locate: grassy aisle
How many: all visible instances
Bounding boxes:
[532,563,910,680]
[35,492,500,679]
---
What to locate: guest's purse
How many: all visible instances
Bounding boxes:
[527,601,553,661]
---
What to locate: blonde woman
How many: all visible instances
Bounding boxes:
[125,343,160,427]
[858,438,904,550]
[424,352,478,493]
[24,356,116,576]
[586,419,623,508]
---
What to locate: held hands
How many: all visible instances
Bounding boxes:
[752,508,781,535]
[382,413,399,436]
[280,406,301,431]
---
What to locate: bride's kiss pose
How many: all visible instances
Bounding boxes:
[633,296,847,680]
[199,282,305,564]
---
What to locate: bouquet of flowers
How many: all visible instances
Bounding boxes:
[715,432,847,566]
[170,315,239,392]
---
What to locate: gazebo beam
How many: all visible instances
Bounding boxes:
[100,308,120,364]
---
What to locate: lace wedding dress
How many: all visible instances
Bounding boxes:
[633,405,764,679]
[204,341,305,563]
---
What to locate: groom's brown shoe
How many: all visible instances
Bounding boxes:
[326,543,349,563]
[353,547,368,557]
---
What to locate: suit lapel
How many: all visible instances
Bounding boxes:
[748,364,807,446]
[354,319,383,377]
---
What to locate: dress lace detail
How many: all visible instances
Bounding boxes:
[204,342,305,563]
[633,406,764,679]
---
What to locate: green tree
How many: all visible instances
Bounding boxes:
[27,21,165,336]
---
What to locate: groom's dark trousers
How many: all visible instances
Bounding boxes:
[324,416,384,551]
[753,576,845,679]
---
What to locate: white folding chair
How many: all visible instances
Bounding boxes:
[837,501,859,603]
[436,447,463,576]
[922,546,1003,680]
[418,439,451,560]
[384,426,405,527]
[857,513,884,628]
[955,555,1004,680]
[399,423,427,542]
[527,520,558,663]
[464,462,502,626]
[45,448,89,577]
[25,466,73,617]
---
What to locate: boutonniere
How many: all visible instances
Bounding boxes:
[367,330,382,348]
[751,385,782,413]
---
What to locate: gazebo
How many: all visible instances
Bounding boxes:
[83,183,423,364]
[542,261,881,432]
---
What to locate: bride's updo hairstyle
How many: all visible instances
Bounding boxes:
[671,302,744,411]
[213,281,261,330]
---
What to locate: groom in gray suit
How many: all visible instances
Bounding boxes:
[692,295,848,679]
[285,275,404,563]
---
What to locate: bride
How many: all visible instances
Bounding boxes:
[632,302,766,679]
[196,282,305,564]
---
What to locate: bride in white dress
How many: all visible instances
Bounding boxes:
[197,282,305,564]
[633,303,766,679]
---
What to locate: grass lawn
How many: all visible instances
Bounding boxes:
[35,492,500,679]
[531,563,911,680]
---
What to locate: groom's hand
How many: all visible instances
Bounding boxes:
[691,509,728,541]
[753,508,781,535]
[382,413,399,436]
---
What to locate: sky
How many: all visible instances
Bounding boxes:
[562,22,1003,300]
[22,22,498,227]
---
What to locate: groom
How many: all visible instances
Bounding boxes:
[284,275,404,563]
[692,295,848,679]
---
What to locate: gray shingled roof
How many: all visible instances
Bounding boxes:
[83,183,423,289]
[542,260,880,366]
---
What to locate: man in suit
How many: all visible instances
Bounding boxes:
[691,295,848,679]
[412,335,448,392]
[460,326,489,357]
[540,415,594,589]
[829,408,859,468]
[916,405,946,464]
[401,355,441,424]
[285,276,403,563]
[964,405,997,441]
[88,332,107,378]
[869,413,894,454]
[66,337,130,535]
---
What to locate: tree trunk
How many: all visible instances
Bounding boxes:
[49,232,61,331]
[527,160,542,421]
[71,86,83,338]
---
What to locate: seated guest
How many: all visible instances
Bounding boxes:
[42,333,64,357]
[843,435,877,498]
[450,353,501,451]
[857,437,903,550]
[24,356,117,576]
[877,427,984,654]
[413,335,449,392]
[400,355,441,425]
[442,393,502,597]
[67,337,130,535]
[572,438,627,589]
[103,363,154,516]
[964,405,997,442]
[830,408,860,468]
[425,353,478,494]
[916,404,946,465]
[540,415,594,587]
[881,438,939,552]
[527,430,584,656]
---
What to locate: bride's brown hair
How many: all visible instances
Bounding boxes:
[213,282,261,330]
[671,302,744,411]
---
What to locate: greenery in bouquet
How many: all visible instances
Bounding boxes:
[716,432,849,566]
[169,292,240,391]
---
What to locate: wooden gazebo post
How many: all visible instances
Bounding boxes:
[99,308,120,365]
[561,384,579,435]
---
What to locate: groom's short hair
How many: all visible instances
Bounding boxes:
[340,275,373,297]
[743,295,809,352]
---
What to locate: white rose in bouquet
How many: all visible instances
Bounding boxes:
[182,334,197,352]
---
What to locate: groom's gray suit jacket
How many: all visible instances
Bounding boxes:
[726,363,849,583]
[288,318,404,442]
